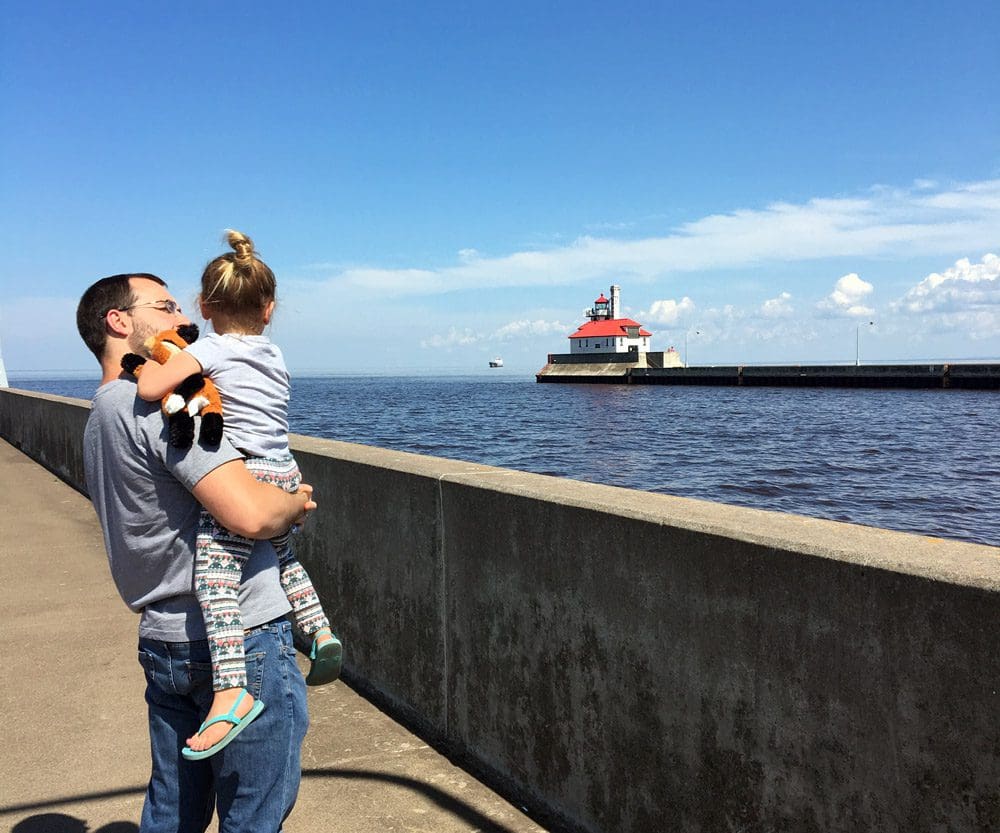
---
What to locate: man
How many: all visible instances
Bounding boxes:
[77,273,313,832]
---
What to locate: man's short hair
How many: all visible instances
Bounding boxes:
[77,273,166,361]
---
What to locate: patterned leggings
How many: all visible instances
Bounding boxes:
[195,455,330,691]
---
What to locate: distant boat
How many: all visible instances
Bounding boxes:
[489,357,504,368]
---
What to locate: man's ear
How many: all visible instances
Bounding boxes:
[104,308,132,338]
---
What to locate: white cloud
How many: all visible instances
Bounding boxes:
[817,273,875,318]
[685,302,826,351]
[419,319,570,350]
[760,292,793,318]
[893,253,1000,313]
[887,253,1000,341]
[641,297,696,325]
[293,178,1000,299]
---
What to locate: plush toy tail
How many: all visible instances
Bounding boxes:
[200,413,224,446]
[169,412,196,449]
[195,376,225,447]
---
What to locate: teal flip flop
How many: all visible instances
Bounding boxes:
[305,628,343,686]
[182,689,266,761]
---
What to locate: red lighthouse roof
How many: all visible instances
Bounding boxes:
[569,319,652,339]
[594,293,609,304]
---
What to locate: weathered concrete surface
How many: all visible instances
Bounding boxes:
[534,363,635,382]
[3,387,999,833]
[539,351,682,371]
[290,435,1000,833]
[536,350,647,383]
[632,365,742,385]
[0,388,90,487]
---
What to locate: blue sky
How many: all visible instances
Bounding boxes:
[2,1,999,375]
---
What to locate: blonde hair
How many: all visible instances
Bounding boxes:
[200,230,276,329]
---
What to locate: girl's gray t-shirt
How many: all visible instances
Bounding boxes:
[84,379,291,641]
[184,333,290,459]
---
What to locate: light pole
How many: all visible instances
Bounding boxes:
[685,329,701,368]
[855,320,874,366]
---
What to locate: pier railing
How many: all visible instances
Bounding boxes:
[2,387,998,833]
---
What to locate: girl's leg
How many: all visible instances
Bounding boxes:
[277,546,330,636]
[276,545,343,686]
[244,455,342,685]
[244,456,331,637]
[189,509,258,752]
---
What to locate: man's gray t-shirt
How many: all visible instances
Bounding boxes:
[83,378,291,641]
[184,333,290,459]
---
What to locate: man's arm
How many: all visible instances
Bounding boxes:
[192,459,316,539]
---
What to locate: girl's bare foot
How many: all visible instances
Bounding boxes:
[186,687,257,751]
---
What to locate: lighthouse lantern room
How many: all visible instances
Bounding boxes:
[568,284,652,354]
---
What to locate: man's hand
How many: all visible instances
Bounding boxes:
[293,483,317,527]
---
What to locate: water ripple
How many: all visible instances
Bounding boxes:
[292,376,1000,548]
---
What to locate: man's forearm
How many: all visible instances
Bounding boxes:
[230,483,306,539]
[193,460,311,539]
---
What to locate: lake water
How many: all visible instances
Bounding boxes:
[10,372,1000,547]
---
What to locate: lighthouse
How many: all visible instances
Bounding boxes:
[537,284,682,381]
[568,284,652,354]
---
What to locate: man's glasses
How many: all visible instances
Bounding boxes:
[116,300,183,315]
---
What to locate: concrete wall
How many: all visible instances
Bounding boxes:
[0,388,90,489]
[2,387,999,833]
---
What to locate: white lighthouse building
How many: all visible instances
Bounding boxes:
[568,285,652,354]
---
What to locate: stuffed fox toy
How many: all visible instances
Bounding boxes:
[121,324,224,449]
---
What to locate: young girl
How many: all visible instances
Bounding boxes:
[137,230,342,760]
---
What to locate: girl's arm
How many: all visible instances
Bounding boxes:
[136,350,204,401]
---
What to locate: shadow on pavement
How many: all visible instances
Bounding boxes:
[11,814,138,833]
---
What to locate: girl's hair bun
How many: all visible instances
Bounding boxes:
[225,229,255,263]
[199,229,276,328]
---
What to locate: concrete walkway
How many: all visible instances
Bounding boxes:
[0,439,548,833]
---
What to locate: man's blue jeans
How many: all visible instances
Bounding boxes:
[137,619,309,833]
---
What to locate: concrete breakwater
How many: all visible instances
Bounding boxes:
[537,355,1000,388]
[2,387,998,833]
